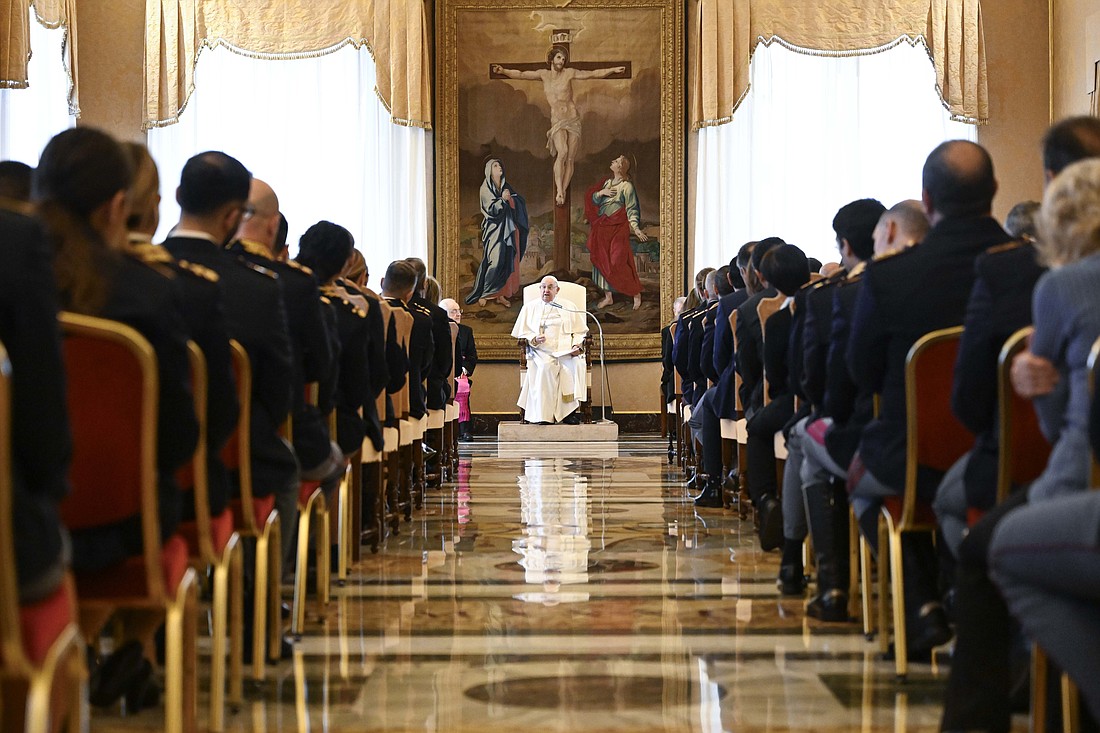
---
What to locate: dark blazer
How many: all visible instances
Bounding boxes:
[847,215,1013,494]
[406,300,435,419]
[951,240,1045,509]
[411,295,452,410]
[699,300,721,386]
[381,298,409,428]
[660,323,675,403]
[455,323,477,378]
[672,305,703,404]
[714,289,750,419]
[65,249,199,569]
[822,271,872,469]
[762,304,791,399]
[163,252,239,516]
[321,285,370,456]
[735,286,778,418]
[358,288,388,450]
[233,241,335,471]
[162,235,296,497]
[800,273,845,409]
[0,210,71,597]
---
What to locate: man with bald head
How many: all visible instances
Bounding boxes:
[511,275,588,424]
[845,139,1013,657]
[871,199,929,258]
[229,179,340,495]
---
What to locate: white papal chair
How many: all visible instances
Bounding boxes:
[516,281,594,423]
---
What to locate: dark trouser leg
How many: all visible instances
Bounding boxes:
[940,489,1028,733]
[699,390,723,478]
[804,479,851,620]
[745,396,793,506]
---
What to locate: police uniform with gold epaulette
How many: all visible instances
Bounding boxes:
[800,268,848,412]
[381,297,411,429]
[320,282,372,456]
[68,244,200,571]
[229,238,338,472]
[404,299,434,420]
[130,237,240,516]
[162,233,297,500]
[340,279,389,451]
[409,294,451,411]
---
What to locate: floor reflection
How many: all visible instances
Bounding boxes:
[89,438,1026,732]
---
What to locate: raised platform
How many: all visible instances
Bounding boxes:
[497,420,619,442]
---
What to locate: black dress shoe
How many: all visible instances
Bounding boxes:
[806,590,852,622]
[909,604,953,655]
[561,412,581,425]
[89,640,146,708]
[124,659,160,713]
[778,564,806,596]
[758,496,784,551]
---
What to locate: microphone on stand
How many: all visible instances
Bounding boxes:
[546,300,609,423]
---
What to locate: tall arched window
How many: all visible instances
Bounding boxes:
[693,42,976,268]
[148,45,431,282]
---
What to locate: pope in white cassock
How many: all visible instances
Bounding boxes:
[511,276,588,424]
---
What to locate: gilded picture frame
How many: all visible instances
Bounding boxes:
[435,0,684,360]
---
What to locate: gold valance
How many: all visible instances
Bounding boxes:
[0,0,79,114]
[144,0,432,130]
[689,0,988,129]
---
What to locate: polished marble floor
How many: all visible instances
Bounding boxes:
[91,437,1027,732]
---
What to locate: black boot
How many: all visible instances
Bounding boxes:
[694,475,724,508]
[804,479,852,622]
[757,494,783,551]
[778,538,806,595]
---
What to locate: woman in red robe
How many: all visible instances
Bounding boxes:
[584,155,649,310]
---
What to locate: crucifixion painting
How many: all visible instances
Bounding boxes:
[489,30,631,273]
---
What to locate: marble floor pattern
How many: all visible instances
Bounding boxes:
[90,436,1028,732]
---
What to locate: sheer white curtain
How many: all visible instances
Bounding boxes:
[0,13,76,164]
[148,45,430,283]
[693,42,976,269]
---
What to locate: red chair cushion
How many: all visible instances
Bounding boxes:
[883,496,938,526]
[60,335,147,529]
[176,509,235,558]
[966,507,986,527]
[229,495,277,533]
[74,534,190,601]
[19,581,76,667]
[298,480,322,506]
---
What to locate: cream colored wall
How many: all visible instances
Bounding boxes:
[1052,0,1096,118]
[976,0,1050,222]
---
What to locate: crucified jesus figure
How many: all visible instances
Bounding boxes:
[492,46,625,207]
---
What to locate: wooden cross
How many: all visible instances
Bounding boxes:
[489,30,631,274]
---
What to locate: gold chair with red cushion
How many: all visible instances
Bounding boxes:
[222,340,282,682]
[0,341,86,733]
[57,312,199,733]
[876,326,973,679]
[289,383,332,639]
[174,341,244,731]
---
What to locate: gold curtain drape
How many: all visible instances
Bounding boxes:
[0,0,79,114]
[688,0,988,129]
[144,0,431,130]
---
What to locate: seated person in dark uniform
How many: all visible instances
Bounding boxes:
[847,140,1012,658]
[123,141,239,520]
[35,127,199,572]
[230,179,340,486]
[35,128,200,701]
[161,152,297,568]
[0,159,33,210]
[0,194,72,605]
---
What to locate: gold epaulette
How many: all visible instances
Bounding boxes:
[177,259,219,283]
[232,238,273,260]
[0,197,33,216]
[238,258,277,279]
[125,246,176,279]
[846,260,868,280]
[320,295,332,305]
[321,284,367,318]
[870,242,917,263]
[985,239,1027,256]
[129,241,175,264]
[285,259,313,276]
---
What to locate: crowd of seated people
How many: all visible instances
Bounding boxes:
[663,115,1100,730]
[0,126,460,724]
